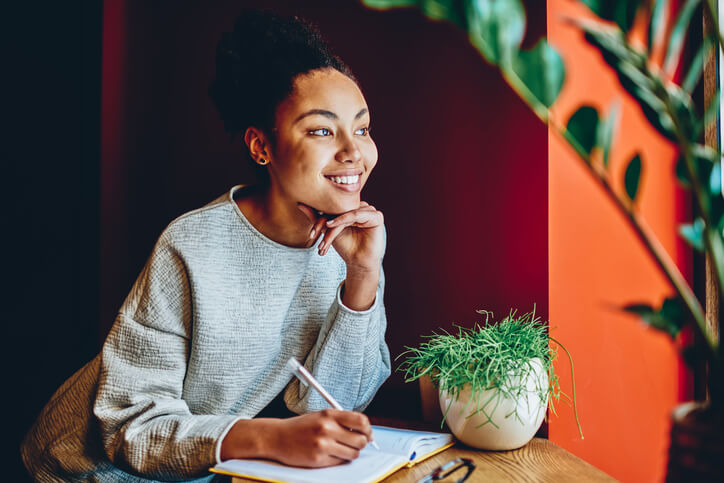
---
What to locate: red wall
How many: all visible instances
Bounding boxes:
[101,0,548,418]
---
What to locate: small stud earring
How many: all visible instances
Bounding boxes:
[258,158,269,165]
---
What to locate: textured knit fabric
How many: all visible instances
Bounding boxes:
[21,186,391,482]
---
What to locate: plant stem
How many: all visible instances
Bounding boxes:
[549,336,584,439]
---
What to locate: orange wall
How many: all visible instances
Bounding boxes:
[547,1,692,481]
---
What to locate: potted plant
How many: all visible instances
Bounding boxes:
[398,308,583,450]
[363,0,724,478]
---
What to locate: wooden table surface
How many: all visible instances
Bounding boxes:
[231,436,616,482]
[384,438,616,482]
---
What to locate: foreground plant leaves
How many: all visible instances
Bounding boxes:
[624,154,643,202]
[624,296,687,338]
[679,218,706,252]
[573,18,699,143]
[511,39,565,108]
[597,102,620,167]
[567,106,600,156]
[580,0,642,33]
[465,0,526,65]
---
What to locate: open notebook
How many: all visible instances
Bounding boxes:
[210,425,454,483]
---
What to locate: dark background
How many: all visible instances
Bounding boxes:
[8,0,547,480]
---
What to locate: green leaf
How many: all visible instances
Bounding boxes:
[664,0,701,75]
[679,218,706,251]
[678,145,718,192]
[566,106,600,156]
[710,162,722,195]
[362,0,419,6]
[623,296,687,338]
[624,154,643,201]
[675,156,691,188]
[666,84,698,141]
[683,35,715,93]
[649,0,670,52]
[511,38,565,108]
[362,0,467,27]
[577,22,674,139]
[580,0,642,32]
[596,102,621,167]
[466,0,526,65]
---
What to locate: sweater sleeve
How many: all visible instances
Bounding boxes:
[285,238,391,414]
[93,236,241,479]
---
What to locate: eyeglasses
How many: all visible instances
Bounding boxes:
[417,458,476,483]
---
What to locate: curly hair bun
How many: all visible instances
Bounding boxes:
[209,9,355,139]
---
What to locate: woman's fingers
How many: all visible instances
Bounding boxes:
[297,203,329,245]
[333,410,373,443]
[310,216,327,241]
[318,208,383,255]
[324,411,371,461]
[326,206,381,230]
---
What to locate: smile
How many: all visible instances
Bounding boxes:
[324,174,360,185]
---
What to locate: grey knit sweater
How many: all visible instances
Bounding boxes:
[21,186,391,482]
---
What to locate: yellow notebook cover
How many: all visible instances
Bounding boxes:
[209,425,454,483]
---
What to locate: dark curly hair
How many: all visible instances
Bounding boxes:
[209,10,357,182]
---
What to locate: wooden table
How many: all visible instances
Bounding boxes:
[384,438,616,482]
[231,437,616,482]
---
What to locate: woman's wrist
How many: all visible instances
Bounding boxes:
[220,418,280,461]
[341,266,380,311]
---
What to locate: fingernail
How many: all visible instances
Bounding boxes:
[326,219,336,226]
[309,228,316,239]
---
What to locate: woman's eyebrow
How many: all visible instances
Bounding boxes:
[294,108,369,124]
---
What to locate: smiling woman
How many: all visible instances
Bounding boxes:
[20,9,390,481]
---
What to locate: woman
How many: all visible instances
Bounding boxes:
[21,10,390,481]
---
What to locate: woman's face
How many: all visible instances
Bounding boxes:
[265,68,378,215]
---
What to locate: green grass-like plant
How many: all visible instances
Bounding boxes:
[398,308,583,437]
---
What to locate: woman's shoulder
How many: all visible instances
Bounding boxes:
[156,186,243,249]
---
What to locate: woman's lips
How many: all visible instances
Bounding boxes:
[325,176,362,193]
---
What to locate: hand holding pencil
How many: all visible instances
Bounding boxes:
[287,357,379,450]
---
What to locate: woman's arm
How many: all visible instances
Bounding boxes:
[287,203,391,413]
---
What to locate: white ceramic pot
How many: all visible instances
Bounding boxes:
[439,357,548,450]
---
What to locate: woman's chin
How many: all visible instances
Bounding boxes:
[315,200,360,216]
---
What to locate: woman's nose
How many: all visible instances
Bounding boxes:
[335,136,362,163]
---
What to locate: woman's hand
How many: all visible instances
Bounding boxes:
[298,202,384,311]
[297,202,384,272]
[220,410,373,468]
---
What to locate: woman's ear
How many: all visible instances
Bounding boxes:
[244,127,272,165]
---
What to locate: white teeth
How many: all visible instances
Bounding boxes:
[327,175,360,185]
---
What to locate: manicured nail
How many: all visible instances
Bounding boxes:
[326,219,336,226]
[309,228,316,239]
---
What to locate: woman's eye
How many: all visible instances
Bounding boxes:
[355,127,370,136]
[309,128,332,136]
